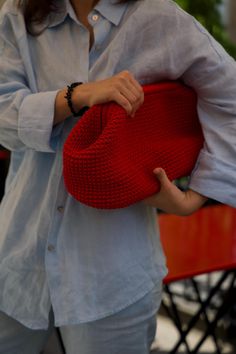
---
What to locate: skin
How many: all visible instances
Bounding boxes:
[54,0,208,215]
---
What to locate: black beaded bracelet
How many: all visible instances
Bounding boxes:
[64,82,88,117]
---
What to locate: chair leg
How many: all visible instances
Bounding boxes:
[191,271,236,354]
[163,285,191,353]
[164,270,232,353]
[56,328,66,354]
[190,278,222,354]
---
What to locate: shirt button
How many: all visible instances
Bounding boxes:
[57,206,64,213]
[92,14,99,22]
[47,244,55,252]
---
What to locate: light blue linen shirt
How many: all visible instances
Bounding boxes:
[0,0,236,330]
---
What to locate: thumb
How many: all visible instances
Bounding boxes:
[153,168,169,185]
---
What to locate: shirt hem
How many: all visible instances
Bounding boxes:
[54,276,165,328]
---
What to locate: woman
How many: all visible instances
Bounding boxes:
[0,0,235,353]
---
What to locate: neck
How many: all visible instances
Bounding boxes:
[70,0,99,19]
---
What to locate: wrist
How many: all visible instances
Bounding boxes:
[65,82,88,117]
[182,189,208,216]
[54,88,72,125]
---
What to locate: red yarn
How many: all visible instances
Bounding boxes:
[63,81,204,209]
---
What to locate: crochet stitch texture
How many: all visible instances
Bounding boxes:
[63,81,204,209]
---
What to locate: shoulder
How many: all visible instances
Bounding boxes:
[123,0,195,44]
[132,0,211,43]
[0,0,25,42]
[136,0,194,25]
[137,0,181,14]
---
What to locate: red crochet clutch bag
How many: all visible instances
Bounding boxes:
[63,81,204,209]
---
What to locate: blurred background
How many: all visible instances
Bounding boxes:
[176,0,236,57]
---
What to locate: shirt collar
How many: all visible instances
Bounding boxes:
[95,0,129,26]
[47,0,128,28]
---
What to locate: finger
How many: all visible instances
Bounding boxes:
[153,168,167,179]
[114,72,144,116]
[127,83,144,116]
[120,70,143,93]
[112,83,140,116]
[126,79,144,107]
[153,168,171,188]
[116,71,144,103]
[118,85,142,117]
[119,85,140,105]
[153,168,186,206]
[121,83,144,117]
[129,75,144,100]
[114,92,133,116]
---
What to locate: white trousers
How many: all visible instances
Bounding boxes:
[0,284,162,354]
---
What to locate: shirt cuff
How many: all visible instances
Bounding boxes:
[189,150,236,208]
[18,90,62,152]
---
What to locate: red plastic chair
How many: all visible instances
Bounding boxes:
[159,204,236,353]
[0,150,9,160]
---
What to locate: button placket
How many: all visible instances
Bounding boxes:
[88,14,112,68]
[46,176,67,257]
[57,206,64,213]
[47,244,55,252]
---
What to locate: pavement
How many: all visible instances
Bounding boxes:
[151,312,235,353]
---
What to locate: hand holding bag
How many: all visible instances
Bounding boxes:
[63,81,204,209]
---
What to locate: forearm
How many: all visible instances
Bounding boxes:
[54,88,71,125]
[53,72,144,125]
[179,189,208,216]
[54,86,86,125]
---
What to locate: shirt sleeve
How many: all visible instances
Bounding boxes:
[0,12,63,153]
[172,8,236,207]
[18,90,62,152]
